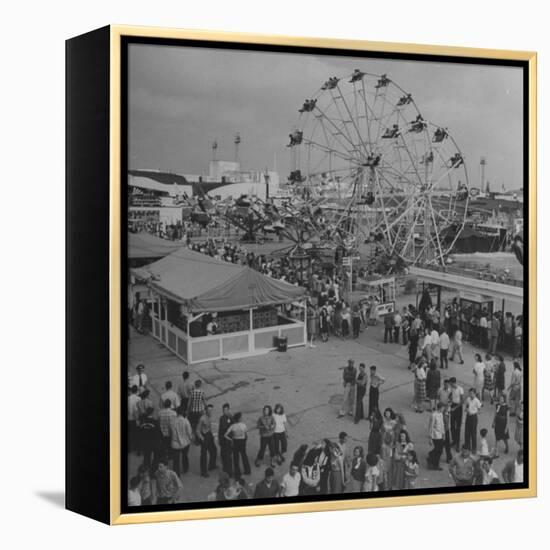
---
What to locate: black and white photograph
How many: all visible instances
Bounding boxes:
[124,40,528,510]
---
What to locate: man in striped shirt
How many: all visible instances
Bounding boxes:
[187,379,206,433]
[158,398,177,455]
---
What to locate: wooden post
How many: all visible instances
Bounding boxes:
[303,300,308,346]
[157,294,162,340]
[249,308,254,353]
[186,311,191,365]
[163,298,169,345]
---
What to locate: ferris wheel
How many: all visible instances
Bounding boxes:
[287,70,470,266]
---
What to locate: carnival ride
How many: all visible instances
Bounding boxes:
[285,69,470,266]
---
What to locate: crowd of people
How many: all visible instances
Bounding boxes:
[379,292,523,359]
[128,367,298,505]
[127,233,525,507]
[127,333,524,506]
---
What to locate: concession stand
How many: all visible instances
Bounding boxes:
[132,247,308,364]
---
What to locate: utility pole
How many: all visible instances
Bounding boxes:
[234,132,241,163]
[264,167,270,201]
[211,140,218,161]
[480,156,487,192]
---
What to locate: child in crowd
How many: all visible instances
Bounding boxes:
[404,450,419,489]
[478,428,491,459]
[364,453,381,492]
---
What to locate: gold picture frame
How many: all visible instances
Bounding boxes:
[66,24,537,525]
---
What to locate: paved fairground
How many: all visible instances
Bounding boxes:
[127,290,523,504]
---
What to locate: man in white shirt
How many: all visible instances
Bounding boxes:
[439,329,450,369]
[206,319,218,335]
[411,314,422,335]
[128,385,141,451]
[128,385,141,423]
[481,458,499,485]
[280,462,301,497]
[479,313,488,348]
[502,450,524,483]
[421,328,433,362]
[129,364,148,395]
[514,323,523,358]
[393,311,402,344]
[449,377,464,451]
[464,388,482,453]
[430,328,440,365]
[128,476,142,506]
[427,402,445,470]
[160,380,180,410]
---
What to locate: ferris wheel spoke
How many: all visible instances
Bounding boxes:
[358,83,379,149]
[396,134,425,187]
[313,109,360,160]
[412,235,433,265]
[302,138,357,164]
[316,117,344,173]
[373,133,403,159]
[333,84,371,158]
[383,201,423,256]
[356,81,373,152]
[381,194,419,229]
[334,195,361,234]
[373,170,396,248]
[376,168,409,195]
[395,197,425,258]
[372,86,392,145]
[427,143,447,187]
[428,139,462,190]
[306,143,347,178]
[428,196,446,263]
[314,104,359,156]
[429,160,460,191]
[327,89,363,155]
[307,166,356,179]
[378,163,421,191]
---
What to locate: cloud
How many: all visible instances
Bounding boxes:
[128,43,523,189]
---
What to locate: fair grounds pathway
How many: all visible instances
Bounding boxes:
[128,322,521,504]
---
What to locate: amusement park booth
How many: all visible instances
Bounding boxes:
[131,247,308,365]
[366,277,396,317]
[362,276,396,304]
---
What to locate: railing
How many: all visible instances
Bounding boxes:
[150,311,306,365]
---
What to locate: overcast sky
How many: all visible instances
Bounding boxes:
[128,43,524,191]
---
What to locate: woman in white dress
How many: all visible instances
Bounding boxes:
[473,353,485,398]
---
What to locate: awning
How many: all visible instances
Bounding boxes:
[132,247,307,312]
[128,232,185,260]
